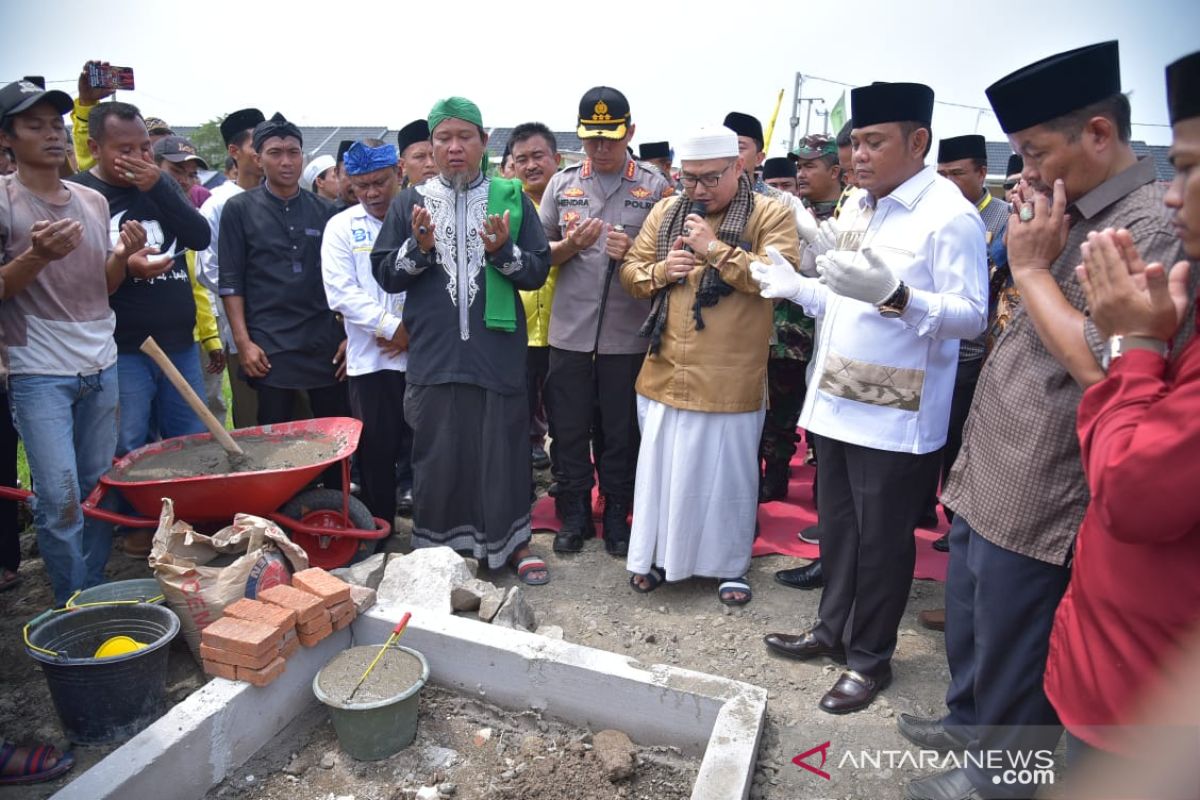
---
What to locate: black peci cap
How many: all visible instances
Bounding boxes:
[396,119,431,155]
[851,82,934,128]
[986,41,1121,134]
[937,134,987,164]
[723,112,764,151]
[639,141,670,160]
[1166,50,1200,125]
[220,108,265,145]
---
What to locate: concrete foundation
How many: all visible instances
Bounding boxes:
[54,601,767,800]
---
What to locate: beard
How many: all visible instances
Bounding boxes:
[447,171,471,193]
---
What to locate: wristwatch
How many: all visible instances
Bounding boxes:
[706,239,721,262]
[1102,334,1167,371]
[876,282,910,318]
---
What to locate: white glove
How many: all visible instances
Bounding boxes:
[815,246,900,305]
[793,201,819,244]
[810,217,842,258]
[798,242,820,278]
[750,246,803,301]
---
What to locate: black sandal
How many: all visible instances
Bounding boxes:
[629,565,666,593]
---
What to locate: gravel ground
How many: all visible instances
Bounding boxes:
[2,472,965,799]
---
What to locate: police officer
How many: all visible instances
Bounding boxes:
[539,86,672,557]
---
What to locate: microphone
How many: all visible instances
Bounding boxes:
[677,201,707,284]
[681,201,707,254]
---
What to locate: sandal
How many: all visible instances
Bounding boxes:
[0,741,75,785]
[514,555,550,586]
[0,568,20,593]
[629,565,666,594]
[718,577,752,606]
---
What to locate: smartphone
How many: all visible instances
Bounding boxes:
[87,64,135,92]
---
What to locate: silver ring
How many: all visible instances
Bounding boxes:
[486,232,498,243]
[683,226,693,237]
[1019,204,1034,222]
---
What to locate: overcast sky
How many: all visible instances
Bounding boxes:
[3,0,1195,154]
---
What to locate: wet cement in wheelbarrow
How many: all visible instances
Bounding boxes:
[111,435,342,481]
[317,646,425,705]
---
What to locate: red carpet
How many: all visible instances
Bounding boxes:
[530,444,951,582]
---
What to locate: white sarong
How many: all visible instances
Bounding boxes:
[627,394,764,582]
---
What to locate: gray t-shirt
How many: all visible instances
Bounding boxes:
[0,174,116,377]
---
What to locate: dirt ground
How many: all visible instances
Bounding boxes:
[210,683,698,800]
[1,470,962,800]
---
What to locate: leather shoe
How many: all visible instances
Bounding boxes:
[774,560,824,590]
[763,630,845,663]
[932,532,950,552]
[531,445,551,470]
[395,488,414,516]
[896,713,967,752]
[819,668,892,714]
[919,608,946,631]
[904,768,984,800]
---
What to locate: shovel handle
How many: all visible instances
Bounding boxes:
[139,336,244,458]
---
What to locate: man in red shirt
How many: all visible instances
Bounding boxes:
[1044,49,1200,768]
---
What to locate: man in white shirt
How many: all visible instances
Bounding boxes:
[197,107,265,427]
[322,140,408,540]
[754,82,988,714]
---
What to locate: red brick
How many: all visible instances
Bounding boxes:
[332,612,355,632]
[200,616,282,657]
[328,599,354,619]
[292,568,352,608]
[296,608,333,635]
[236,655,286,687]
[258,584,326,624]
[223,597,297,633]
[203,659,238,680]
[200,642,278,670]
[278,630,300,660]
[297,623,333,647]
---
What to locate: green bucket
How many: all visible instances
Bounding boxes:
[313,645,429,761]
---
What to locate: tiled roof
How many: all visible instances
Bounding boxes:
[983,139,1173,182]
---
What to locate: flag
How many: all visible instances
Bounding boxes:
[830,91,846,133]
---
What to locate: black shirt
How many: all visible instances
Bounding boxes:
[370,175,550,396]
[218,184,342,389]
[68,170,210,354]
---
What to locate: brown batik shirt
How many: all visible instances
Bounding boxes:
[941,157,1194,565]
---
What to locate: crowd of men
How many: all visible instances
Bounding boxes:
[0,41,1197,795]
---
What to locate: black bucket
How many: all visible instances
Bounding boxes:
[25,603,180,744]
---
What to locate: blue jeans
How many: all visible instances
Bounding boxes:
[8,367,119,604]
[116,348,206,456]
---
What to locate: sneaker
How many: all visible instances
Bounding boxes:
[797,525,821,544]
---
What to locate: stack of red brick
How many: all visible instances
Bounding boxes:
[200,567,357,686]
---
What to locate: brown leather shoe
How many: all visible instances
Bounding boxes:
[819,668,892,714]
[763,631,846,663]
[919,608,946,631]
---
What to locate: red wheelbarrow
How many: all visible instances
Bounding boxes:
[0,417,389,569]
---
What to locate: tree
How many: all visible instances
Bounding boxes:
[191,116,227,173]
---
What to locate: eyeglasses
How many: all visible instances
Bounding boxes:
[679,163,733,189]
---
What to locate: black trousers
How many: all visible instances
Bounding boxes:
[348,371,410,528]
[812,436,942,678]
[526,346,550,447]
[0,392,19,572]
[943,516,1070,797]
[544,348,642,499]
[257,382,350,489]
[930,356,984,521]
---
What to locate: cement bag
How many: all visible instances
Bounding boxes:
[149,498,309,659]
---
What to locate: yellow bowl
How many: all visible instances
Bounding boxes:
[94,635,147,658]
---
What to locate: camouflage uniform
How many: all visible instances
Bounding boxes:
[758,188,836,486]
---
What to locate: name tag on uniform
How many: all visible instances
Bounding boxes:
[292,261,303,274]
[304,228,322,237]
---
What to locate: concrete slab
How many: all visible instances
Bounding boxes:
[52,629,351,800]
[55,602,766,800]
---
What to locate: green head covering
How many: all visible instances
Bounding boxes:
[428,97,483,134]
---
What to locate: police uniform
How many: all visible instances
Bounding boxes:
[539,87,671,553]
